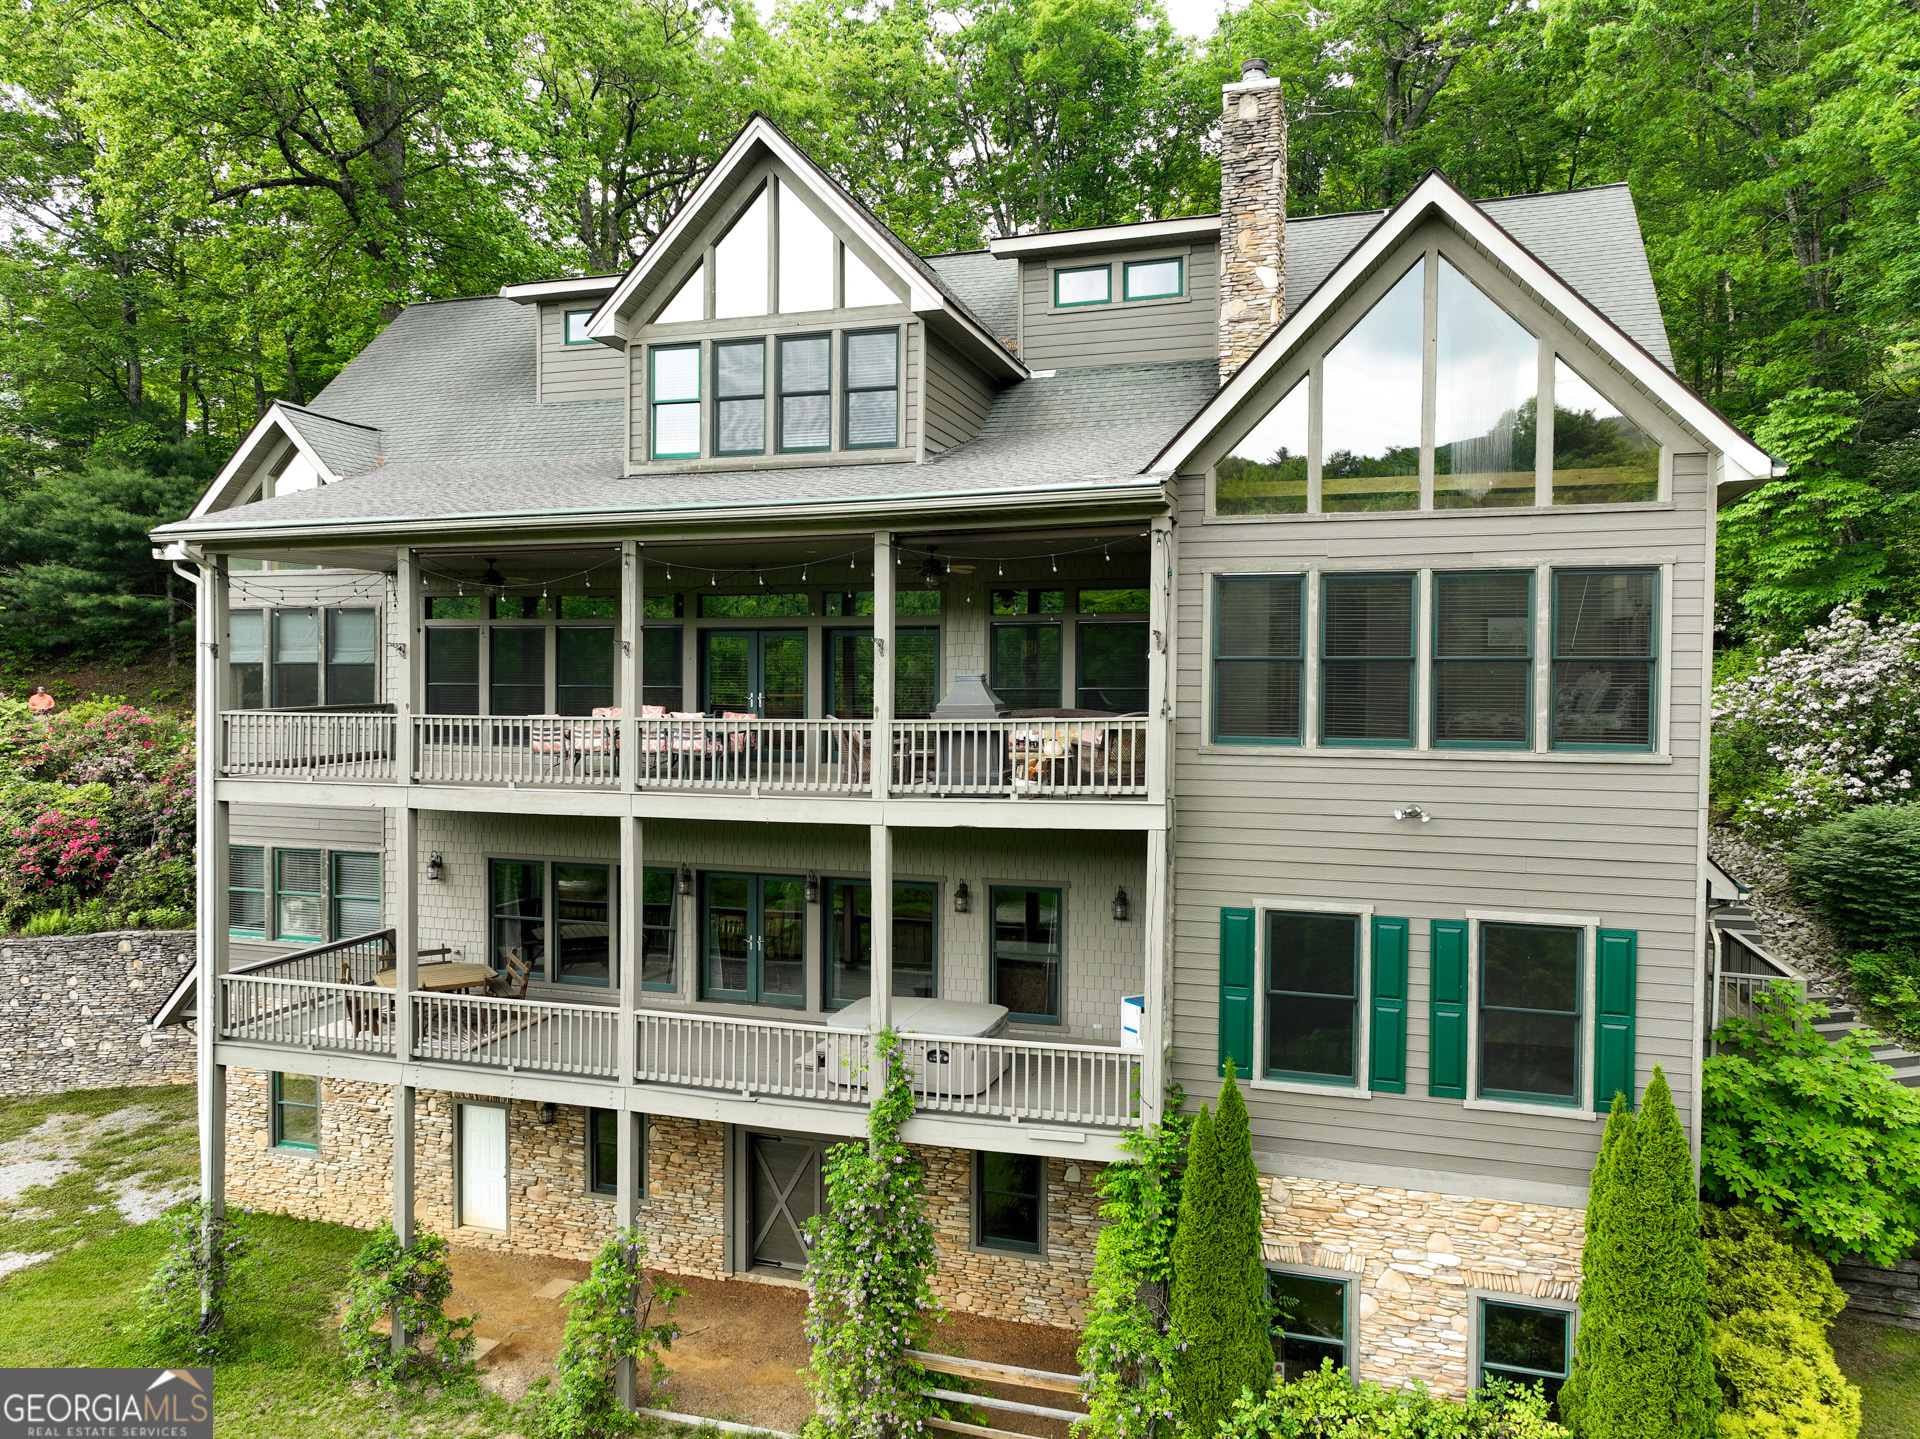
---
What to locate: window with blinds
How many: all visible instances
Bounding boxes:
[275,849,324,942]
[844,329,899,448]
[650,345,701,459]
[1552,569,1656,749]
[1212,575,1303,743]
[716,339,766,456]
[330,852,381,939]
[1321,574,1415,744]
[228,845,266,935]
[426,627,480,714]
[1433,572,1531,747]
[229,610,264,708]
[325,609,377,705]
[989,624,1062,711]
[778,335,831,451]
[271,608,320,707]
[489,627,546,716]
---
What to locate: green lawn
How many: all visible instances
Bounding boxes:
[1835,1313,1920,1439]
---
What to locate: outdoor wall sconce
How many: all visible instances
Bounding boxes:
[953,881,970,914]
[804,871,821,904]
[1112,887,1131,922]
[537,1102,557,1126]
[426,851,444,882]
[1393,804,1433,824]
[677,864,693,897]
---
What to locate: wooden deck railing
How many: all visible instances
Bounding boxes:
[221,710,395,781]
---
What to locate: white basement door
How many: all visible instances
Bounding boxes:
[459,1104,509,1229]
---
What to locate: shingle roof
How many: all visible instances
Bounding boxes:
[926,251,1020,341]
[277,404,382,477]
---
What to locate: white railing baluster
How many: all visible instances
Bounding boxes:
[889,718,1149,798]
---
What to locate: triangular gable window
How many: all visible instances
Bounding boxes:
[1436,258,1536,508]
[715,187,770,319]
[655,265,702,324]
[779,184,835,313]
[1552,358,1658,503]
[844,245,895,308]
[1323,261,1422,512]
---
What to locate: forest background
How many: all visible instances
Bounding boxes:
[0,0,1913,667]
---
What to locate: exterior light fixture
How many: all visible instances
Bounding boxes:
[1112,887,1131,922]
[537,1102,557,1126]
[804,871,821,904]
[426,851,444,882]
[952,881,970,914]
[677,864,693,896]
[1393,804,1433,824]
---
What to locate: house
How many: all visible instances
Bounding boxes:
[151,58,1772,1398]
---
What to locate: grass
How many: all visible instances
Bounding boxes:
[1835,1313,1920,1439]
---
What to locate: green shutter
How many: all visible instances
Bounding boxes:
[1594,929,1638,1110]
[1219,908,1255,1076]
[1369,917,1408,1093]
[1429,920,1468,1099]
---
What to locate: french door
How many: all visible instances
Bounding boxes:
[701,872,805,1006]
[702,630,806,717]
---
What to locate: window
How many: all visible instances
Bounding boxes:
[229,610,264,708]
[656,265,703,324]
[974,1152,1043,1252]
[826,628,940,718]
[1480,923,1581,1104]
[992,589,1064,615]
[275,849,324,942]
[552,863,612,985]
[1554,359,1657,504]
[1078,589,1148,614]
[778,336,831,451]
[325,609,377,705]
[777,179,835,313]
[271,608,320,707]
[698,592,810,619]
[589,1108,621,1195]
[271,1073,319,1152]
[844,330,899,448]
[1265,911,1359,1084]
[1433,573,1531,747]
[426,595,483,620]
[823,590,942,617]
[491,859,546,977]
[563,309,595,345]
[991,886,1061,1022]
[1321,261,1422,513]
[990,625,1062,711]
[714,187,769,319]
[843,246,896,307]
[1054,265,1110,307]
[426,627,480,714]
[1076,623,1148,713]
[1479,1300,1571,1409]
[1321,574,1415,744]
[1553,570,1656,750]
[561,594,619,620]
[642,868,678,991]
[496,593,549,620]
[1124,257,1183,300]
[642,628,683,713]
[489,627,546,716]
[229,845,266,936]
[651,345,701,460]
[716,340,766,456]
[330,852,381,938]
[701,873,806,1006]
[556,627,615,716]
[1435,258,1537,510]
[825,880,937,1008]
[1212,575,1302,743]
[1269,1271,1349,1378]
[1217,380,1308,515]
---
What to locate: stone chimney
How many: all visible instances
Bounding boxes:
[1218,57,1288,381]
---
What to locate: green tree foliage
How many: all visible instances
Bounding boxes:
[525,1226,684,1439]
[1703,985,1920,1266]
[1792,806,1920,948]
[1561,1071,1716,1439]
[337,1220,476,1387]
[137,1201,255,1363]
[1168,1066,1270,1439]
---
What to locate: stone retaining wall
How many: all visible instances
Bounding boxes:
[0,929,196,1095]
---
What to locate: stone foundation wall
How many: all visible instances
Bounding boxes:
[1259,1174,1585,1396]
[0,929,195,1095]
[920,1146,1103,1329]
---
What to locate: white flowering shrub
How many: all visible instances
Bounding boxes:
[1715,604,1920,838]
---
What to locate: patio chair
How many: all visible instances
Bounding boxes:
[488,949,532,1000]
[345,983,388,1036]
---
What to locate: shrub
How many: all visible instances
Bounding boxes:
[1219,1363,1569,1437]
[137,1201,255,1362]
[1703,984,1920,1265]
[1168,1066,1271,1439]
[1839,948,1920,1046]
[1562,1071,1716,1439]
[338,1221,476,1388]
[1792,805,1920,948]
[10,810,117,897]
[525,1227,683,1439]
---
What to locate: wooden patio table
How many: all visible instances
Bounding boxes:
[371,962,495,994]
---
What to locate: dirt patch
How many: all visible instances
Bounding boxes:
[0,1106,171,1204]
[443,1247,1087,1435]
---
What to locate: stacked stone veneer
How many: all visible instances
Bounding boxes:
[1259,1174,1584,1396]
[1218,64,1288,380]
[0,929,196,1095]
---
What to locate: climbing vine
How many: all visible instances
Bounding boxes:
[338,1221,476,1388]
[526,1226,684,1439]
[1076,1084,1191,1439]
[802,1028,943,1439]
[138,1200,256,1362]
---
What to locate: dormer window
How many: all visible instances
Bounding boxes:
[1055,265,1111,307]
[1124,258,1183,300]
[563,309,596,344]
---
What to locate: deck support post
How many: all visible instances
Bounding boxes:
[1140,826,1170,1124]
[193,551,230,1317]
[396,548,419,783]
[870,823,893,1037]
[872,531,893,803]
[390,1082,416,1358]
[615,815,643,1409]
[391,798,420,1357]
[620,540,640,794]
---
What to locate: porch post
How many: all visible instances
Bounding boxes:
[391,800,419,1355]
[871,531,893,802]
[194,553,229,1280]
[1140,825,1170,1124]
[1147,517,1173,808]
[620,540,640,794]
[618,815,641,1096]
[396,549,419,784]
[869,824,893,1034]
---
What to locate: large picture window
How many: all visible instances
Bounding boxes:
[1433,572,1531,747]
[487,859,617,988]
[1212,575,1302,743]
[1265,911,1359,1084]
[991,886,1061,1023]
[824,879,936,1008]
[1552,570,1656,750]
[1321,574,1415,744]
[1479,923,1581,1104]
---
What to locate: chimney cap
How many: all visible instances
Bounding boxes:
[1241,57,1270,81]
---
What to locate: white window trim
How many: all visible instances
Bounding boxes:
[453,1099,511,1232]
[1462,909,1601,1120]
[1249,897,1375,1100]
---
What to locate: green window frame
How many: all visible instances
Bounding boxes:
[563,309,596,345]
[844,328,900,449]
[330,851,381,939]
[642,627,683,713]
[1478,1299,1571,1410]
[715,338,767,456]
[275,849,324,942]
[228,845,266,936]
[1320,572,1416,746]
[990,885,1062,1023]
[271,1072,320,1152]
[1478,922,1582,1107]
[777,334,832,452]
[1268,1269,1350,1379]
[650,343,702,460]
[1212,574,1304,745]
[1432,572,1532,749]
[1053,264,1111,307]
[823,879,937,1009]
[1551,568,1657,751]
[1263,911,1359,1086]
[491,858,546,979]
[641,867,678,992]
[1123,256,1184,300]
[974,1151,1044,1253]
[587,1108,644,1196]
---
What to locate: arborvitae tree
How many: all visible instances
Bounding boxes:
[1561,1068,1717,1439]
[1168,1065,1271,1437]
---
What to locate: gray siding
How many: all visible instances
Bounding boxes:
[1018,244,1219,371]
[228,804,388,965]
[539,304,625,404]
[1168,451,1713,1203]
[922,332,995,455]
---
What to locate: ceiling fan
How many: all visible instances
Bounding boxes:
[920,546,976,584]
